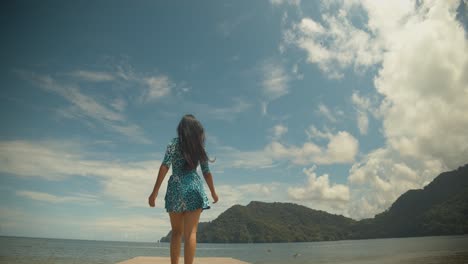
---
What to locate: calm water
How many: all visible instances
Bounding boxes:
[1,235,467,264]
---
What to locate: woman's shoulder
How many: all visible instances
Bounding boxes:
[165,137,179,152]
[169,137,179,145]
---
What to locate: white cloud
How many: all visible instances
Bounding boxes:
[266,130,359,165]
[0,140,167,208]
[22,72,125,121]
[17,71,151,144]
[351,91,378,135]
[348,0,468,218]
[375,3,468,169]
[261,101,268,115]
[356,111,369,135]
[283,6,384,78]
[215,145,277,170]
[0,140,85,180]
[16,190,99,204]
[262,61,291,100]
[270,0,301,6]
[316,103,340,122]
[351,91,371,110]
[143,75,172,101]
[109,123,151,144]
[284,0,467,218]
[110,64,175,102]
[305,125,332,140]
[266,141,322,165]
[110,98,127,112]
[271,124,288,139]
[291,63,304,80]
[288,166,350,213]
[348,147,446,218]
[213,127,358,170]
[69,70,115,82]
[0,205,170,242]
[260,59,306,115]
[321,131,359,163]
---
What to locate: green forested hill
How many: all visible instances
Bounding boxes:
[161,164,468,243]
[197,201,355,243]
[352,163,468,239]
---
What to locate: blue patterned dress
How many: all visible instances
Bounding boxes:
[163,137,210,213]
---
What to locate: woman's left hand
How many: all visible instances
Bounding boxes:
[148,192,157,207]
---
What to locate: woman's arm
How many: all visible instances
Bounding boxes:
[203,172,218,203]
[148,164,169,207]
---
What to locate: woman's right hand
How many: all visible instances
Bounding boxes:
[148,192,157,207]
[211,192,219,203]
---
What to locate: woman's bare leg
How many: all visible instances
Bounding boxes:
[183,209,202,264]
[169,212,184,264]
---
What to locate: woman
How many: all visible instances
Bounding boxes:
[148,114,218,264]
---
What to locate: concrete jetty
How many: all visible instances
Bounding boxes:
[116,256,250,264]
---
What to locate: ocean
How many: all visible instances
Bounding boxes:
[1,235,467,264]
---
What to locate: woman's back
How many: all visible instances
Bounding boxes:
[163,137,210,177]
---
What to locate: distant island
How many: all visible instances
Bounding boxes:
[161,164,468,243]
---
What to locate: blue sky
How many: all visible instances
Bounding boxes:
[1,0,467,242]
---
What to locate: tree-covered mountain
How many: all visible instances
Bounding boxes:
[351,163,468,239]
[199,201,355,243]
[161,164,468,243]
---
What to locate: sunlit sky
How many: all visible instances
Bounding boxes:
[1,0,467,242]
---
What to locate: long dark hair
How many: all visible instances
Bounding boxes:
[177,114,211,171]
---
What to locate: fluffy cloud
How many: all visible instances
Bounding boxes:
[143,75,172,101]
[214,127,358,171]
[348,147,446,218]
[266,130,358,165]
[214,145,277,170]
[375,2,468,169]
[288,165,350,213]
[351,1,467,218]
[285,0,468,218]
[284,0,467,218]
[284,13,383,78]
